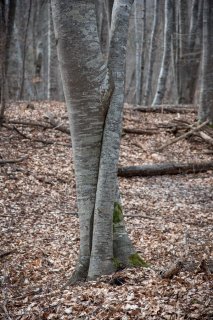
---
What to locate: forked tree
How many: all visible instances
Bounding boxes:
[51,0,146,283]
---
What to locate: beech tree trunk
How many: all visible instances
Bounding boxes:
[134,0,146,105]
[0,0,6,125]
[199,0,213,124]
[152,0,173,106]
[51,0,141,283]
[47,0,58,100]
[143,0,159,106]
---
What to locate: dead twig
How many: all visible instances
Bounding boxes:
[11,125,71,147]
[0,249,16,259]
[157,120,209,151]
[0,155,28,165]
[123,127,158,135]
[4,118,70,135]
[124,214,155,220]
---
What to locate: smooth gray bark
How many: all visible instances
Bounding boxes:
[19,0,32,99]
[51,0,136,282]
[152,0,173,106]
[199,0,213,124]
[134,0,146,105]
[0,1,6,122]
[143,0,159,106]
[88,0,135,280]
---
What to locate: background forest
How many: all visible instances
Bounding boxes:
[0,0,213,319]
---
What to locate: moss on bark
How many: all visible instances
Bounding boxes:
[113,202,123,224]
[129,253,149,267]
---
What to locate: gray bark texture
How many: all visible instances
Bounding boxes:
[0,0,6,123]
[199,0,213,124]
[5,0,64,101]
[134,0,146,105]
[51,0,138,283]
[152,0,173,106]
[143,0,159,106]
[96,0,111,59]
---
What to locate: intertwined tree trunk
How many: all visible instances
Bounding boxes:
[52,0,144,282]
[199,0,213,124]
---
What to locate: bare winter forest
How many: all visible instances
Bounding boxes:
[0,1,212,319]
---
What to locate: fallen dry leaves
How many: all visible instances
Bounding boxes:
[0,101,212,319]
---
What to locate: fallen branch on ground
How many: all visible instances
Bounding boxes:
[124,214,155,220]
[199,131,213,146]
[160,258,213,279]
[132,105,196,114]
[4,118,70,135]
[157,120,209,151]
[118,161,213,177]
[0,155,28,165]
[10,125,71,147]
[160,259,183,279]
[123,127,158,135]
[0,250,17,259]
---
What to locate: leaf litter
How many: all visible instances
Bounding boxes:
[0,101,212,319]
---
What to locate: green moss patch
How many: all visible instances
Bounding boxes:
[113,202,123,224]
[112,257,122,269]
[129,253,149,267]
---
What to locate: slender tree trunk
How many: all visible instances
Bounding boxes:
[134,0,146,105]
[0,0,6,126]
[152,0,173,106]
[176,0,190,103]
[143,0,159,106]
[19,0,32,100]
[188,0,199,52]
[5,0,16,76]
[47,0,58,100]
[185,0,203,104]
[52,0,138,283]
[199,0,213,124]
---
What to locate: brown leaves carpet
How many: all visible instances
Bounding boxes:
[0,102,212,319]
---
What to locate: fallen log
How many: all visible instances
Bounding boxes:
[118,161,213,177]
[133,105,196,114]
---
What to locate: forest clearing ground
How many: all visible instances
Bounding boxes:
[0,102,212,319]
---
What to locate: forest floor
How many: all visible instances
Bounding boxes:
[0,101,212,320]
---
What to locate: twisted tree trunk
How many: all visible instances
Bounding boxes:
[52,0,141,283]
